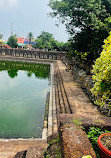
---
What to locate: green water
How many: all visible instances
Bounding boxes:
[0,61,50,138]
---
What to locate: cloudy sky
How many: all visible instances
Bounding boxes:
[0,0,69,42]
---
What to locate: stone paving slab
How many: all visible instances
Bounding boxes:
[0,139,47,158]
[26,146,46,158]
[57,60,102,117]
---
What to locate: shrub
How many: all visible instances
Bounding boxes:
[91,32,111,115]
[86,127,110,158]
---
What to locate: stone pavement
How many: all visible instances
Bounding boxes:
[56,60,102,117]
[0,139,47,158]
[55,60,111,158]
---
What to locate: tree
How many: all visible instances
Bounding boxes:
[28,32,33,44]
[49,0,111,62]
[35,31,56,51]
[7,35,18,48]
[56,41,70,51]
[49,0,111,33]
[35,31,70,51]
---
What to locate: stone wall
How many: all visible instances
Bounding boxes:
[62,57,93,99]
[62,57,111,116]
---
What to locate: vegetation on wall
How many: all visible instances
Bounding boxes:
[91,32,111,115]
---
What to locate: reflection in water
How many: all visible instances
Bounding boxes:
[0,60,50,79]
[26,71,33,78]
[0,60,50,138]
[8,70,18,78]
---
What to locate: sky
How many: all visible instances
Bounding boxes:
[0,0,69,42]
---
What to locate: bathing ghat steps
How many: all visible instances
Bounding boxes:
[42,61,73,140]
[55,62,72,115]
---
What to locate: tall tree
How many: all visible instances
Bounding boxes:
[35,31,70,51]
[28,32,33,44]
[36,31,56,50]
[49,0,111,62]
[7,35,18,48]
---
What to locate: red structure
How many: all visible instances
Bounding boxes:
[17,37,25,44]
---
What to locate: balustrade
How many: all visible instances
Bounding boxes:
[0,48,66,60]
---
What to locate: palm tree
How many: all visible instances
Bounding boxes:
[28,32,33,44]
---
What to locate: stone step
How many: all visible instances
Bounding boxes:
[55,65,72,114]
[57,68,72,114]
[56,74,66,113]
[55,67,65,114]
[55,80,61,114]
[0,139,47,158]
[26,140,47,158]
[47,63,58,137]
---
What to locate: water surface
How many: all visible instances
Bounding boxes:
[0,61,50,138]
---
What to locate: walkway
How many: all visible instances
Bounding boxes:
[0,57,110,158]
[0,139,47,158]
[55,60,111,158]
[56,60,111,119]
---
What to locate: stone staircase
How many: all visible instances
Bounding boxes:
[55,62,72,115]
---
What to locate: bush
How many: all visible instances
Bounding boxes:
[91,32,111,115]
[86,127,110,158]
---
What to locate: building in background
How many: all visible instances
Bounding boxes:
[17,37,25,44]
[16,37,36,49]
[17,37,36,45]
[0,39,12,49]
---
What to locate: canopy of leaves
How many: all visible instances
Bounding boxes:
[7,35,18,48]
[35,31,70,51]
[49,0,111,32]
[49,0,111,62]
[35,31,55,50]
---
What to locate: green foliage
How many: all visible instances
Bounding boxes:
[56,41,70,51]
[49,0,111,33]
[49,0,111,62]
[73,117,82,126]
[66,49,74,60]
[7,35,18,48]
[35,31,55,50]
[0,60,50,79]
[35,31,70,51]
[44,136,61,158]
[86,127,110,158]
[91,32,111,111]
[8,70,18,78]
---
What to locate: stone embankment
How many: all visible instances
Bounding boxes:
[0,55,111,158]
[55,60,111,158]
[62,57,111,116]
